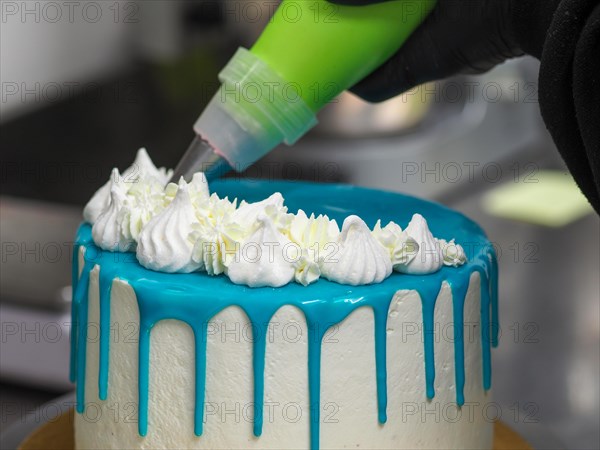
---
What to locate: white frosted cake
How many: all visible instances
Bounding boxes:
[72,150,498,449]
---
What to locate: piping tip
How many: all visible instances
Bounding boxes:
[169,136,232,184]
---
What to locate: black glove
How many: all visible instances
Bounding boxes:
[327,0,560,102]
[328,0,600,214]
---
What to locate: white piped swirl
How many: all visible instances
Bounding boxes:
[438,239,467,267]
[372,220,419,270]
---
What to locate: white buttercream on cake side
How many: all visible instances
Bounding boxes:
[75,271,493,450]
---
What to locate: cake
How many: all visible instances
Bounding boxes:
[72,150,498,449]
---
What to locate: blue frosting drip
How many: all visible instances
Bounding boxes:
[70,180,498,450]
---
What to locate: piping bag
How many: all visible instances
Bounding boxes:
[170,0,436,183]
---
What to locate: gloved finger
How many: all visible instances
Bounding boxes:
[347,9,460,102]
[347,1,517,102]
[325,0,455,101]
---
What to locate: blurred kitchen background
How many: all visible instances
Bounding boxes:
[1,1,598,449]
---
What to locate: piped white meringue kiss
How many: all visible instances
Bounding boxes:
[84,170,120,225]
[320,216,392,286]
[83,148,171,223]
[91,170,132,252]
[227,215,297,288]
[396,214,444,275]
[136,180,201,274]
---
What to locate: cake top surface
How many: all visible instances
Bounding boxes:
[83,149,475,288]
[78,176,492,302]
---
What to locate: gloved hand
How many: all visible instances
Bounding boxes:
[327,0,537,102]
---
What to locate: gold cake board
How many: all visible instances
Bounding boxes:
[18,409,531,450]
